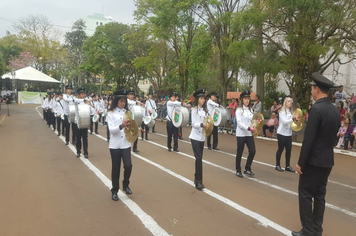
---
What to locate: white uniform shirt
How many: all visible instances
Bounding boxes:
[277,109,293,136]
[189,106,207,142]
[207,99,220,116]
[53,99,64,116]
[235,106,253,137]
[62,94,74,115]
[166,100,181,121]
[107,107,131,149]
[146,99,157,115]
[42,98,48,109]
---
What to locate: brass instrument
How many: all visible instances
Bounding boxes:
[123,111,139,143]
[203,116,214,137]
[291,108,304,132]
[250,113,264,138]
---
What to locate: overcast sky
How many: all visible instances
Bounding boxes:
[0,0,137,39]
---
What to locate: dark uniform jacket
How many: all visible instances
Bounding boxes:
[298,97,340,169]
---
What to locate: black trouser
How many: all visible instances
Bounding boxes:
[46,110,51,126]
[65,115,70,142]
[276,134,292,167]
[51,112,56,130]
[75,124,88,155]
[90,115,98,133]
[191,139,204,183]
[236,136,256,172]
[107,124,110,141]
[167,120,178,150]
[56,116,61,135]
[133,137,138,150]
[110,148,132,194]
[263,125,274,136]
[152,124,155,132]
[72,123,77,144]
[207,126,218,149]
[298,164,332,236]
[141,121,148,140]
[179,126,183,138]
[43,109,46,120]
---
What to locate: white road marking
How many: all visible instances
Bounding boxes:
[35,107,170,236]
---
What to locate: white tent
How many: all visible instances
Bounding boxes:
[1,66,60,83]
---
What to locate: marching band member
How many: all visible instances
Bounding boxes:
[62,85,76,145]
[73,87,89,158]
[51,92,58,132]
[140,97,149,140]
[275,96,299,172]
[176,94,184,140]
[166,92,184,152]
[89,95,100,134]
[145,92,157,133]
[235,91,257,178]
[107,90,133,201]
[41,94,49,121]
[46,93,52,128]
[127,89,145,153]
[206,92,220,150]
[189,89,209,190]
[106,99,112,142]
[53,91,64,136]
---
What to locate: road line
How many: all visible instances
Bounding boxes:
[153,131,356,190]
[35,106,170,236]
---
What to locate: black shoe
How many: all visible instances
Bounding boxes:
[112,192,119,201]
[244,170,255,177]
[84,154,88,159]
[208,146,212,150]
[123,187,132,195]
[145,138,149,141]
[76,153,80,158]
[133,149,140,153]
[236,171,243,178]
[174,149,179,152]
[107,139,109,142]
[152,131,156,133]
[90,132,93,134]
[57,133,60,136]
[168,148,172,152]
[95,132,99,134]
[65,142,69,145]
[285,166,295,172]
[291,230,304,236]
[179,137,183,140]
[213,148,219,151]
[195,182,205,190]
[275,165,284,172]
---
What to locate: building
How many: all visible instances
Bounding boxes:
[84,13,113,36]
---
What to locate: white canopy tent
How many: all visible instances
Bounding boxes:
[1,66,60,83]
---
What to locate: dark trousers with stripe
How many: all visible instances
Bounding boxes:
[236,136,255,172]
[207,126,218,149]
[167,120,178,150]
[276,134,292,167]
[75,124,88,155]
[56,117,61,135]
[110,148,132,194]
[191,139,204,183]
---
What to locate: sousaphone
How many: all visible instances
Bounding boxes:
[291,108,304,132]
[203,116,214,137]
[250,113,264,138]
[123,111,139,143]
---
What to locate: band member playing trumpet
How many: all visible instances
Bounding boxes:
[107,90,133,201]
[166,92,185,152]
[275,96,298,172]
[207,92,220,150]
[73,87,89,158]
[235,91,257,178]
[189,89,209,190]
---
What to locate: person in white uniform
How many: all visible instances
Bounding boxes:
[275,96,299,172]
[206,92,220,150]
[145,92,157,133]
[235,91,257,178]
[62,85,76,145]
[166,92,183,152]
[189,89,210,190]
[107,90,133,201]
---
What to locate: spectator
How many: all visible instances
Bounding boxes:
[336,120,347,148]
[344,118,354,149]
[303,104,312,122]
[338,101,346,122]
[271,101,281,114]
[263,112,278,137]
[350,93,356,112]
[252,95,262,114]
[333,85,347,105]
[227,98,238,133]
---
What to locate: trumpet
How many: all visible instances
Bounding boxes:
[291,108,304,131]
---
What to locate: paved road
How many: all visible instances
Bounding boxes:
[0,104,355,236]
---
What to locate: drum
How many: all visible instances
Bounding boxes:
[68,105,76,123]
[98,108,104,114]
[144,115,155,128]
[212,107,228,127]
[151,111,158,120]
[75,104,91,129]
[60,113,65,120]
[129,105,143,124]
[92,113,100,122]
[172,106,189,128]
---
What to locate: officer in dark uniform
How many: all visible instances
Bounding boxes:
[292,73,340,236]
